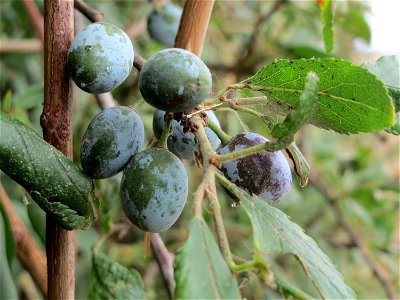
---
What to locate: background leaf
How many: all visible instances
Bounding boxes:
[362,55,400,134]
[320,0,334,52]
[174,219,241,299]
[89,251,147,300]
[362,55,399,88]
[0,112,95,230]
[11,83,44,110]
[336,9,371,43]
[27,201,46,245]
[242,58,395,134]
[0,201,15,265]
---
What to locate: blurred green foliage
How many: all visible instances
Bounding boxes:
[0,0,398,299]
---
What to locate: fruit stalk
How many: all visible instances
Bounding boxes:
[42,0,76,298]
[156,114,173,149]
[206,117,231,144]
[217,138,289,163]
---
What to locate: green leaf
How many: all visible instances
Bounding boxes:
[241,58,395,134]
[320,0,334,52]
[175,219,241,299]
[271,72,319,141]
[0,111,95,230]
[89,251,147,300]
[0,212,18,300]
[217,175,356,300]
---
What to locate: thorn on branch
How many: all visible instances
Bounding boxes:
[210,156,222,169]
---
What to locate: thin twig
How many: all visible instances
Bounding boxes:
[124,17,147,39]
[74,0,104,23]
[191,115,218,167]
[150,233,175,299]
[191,115,235,264]
[21,0,45,45]
[0,185,47,298]
[0,39,42,53]
[193,177,207,219]
[206,172,234,264]
[310,172,398,300]
[233,0,286,71]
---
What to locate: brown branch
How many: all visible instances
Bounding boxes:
[310,172,398,300]
[0,185,47,298]
[74,0,104,23]
[42,1,76,299]
[150,233,175,298]
[21,0,45,45]
[175,0,215,56]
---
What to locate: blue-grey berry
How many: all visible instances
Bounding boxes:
[68,22,134,93]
